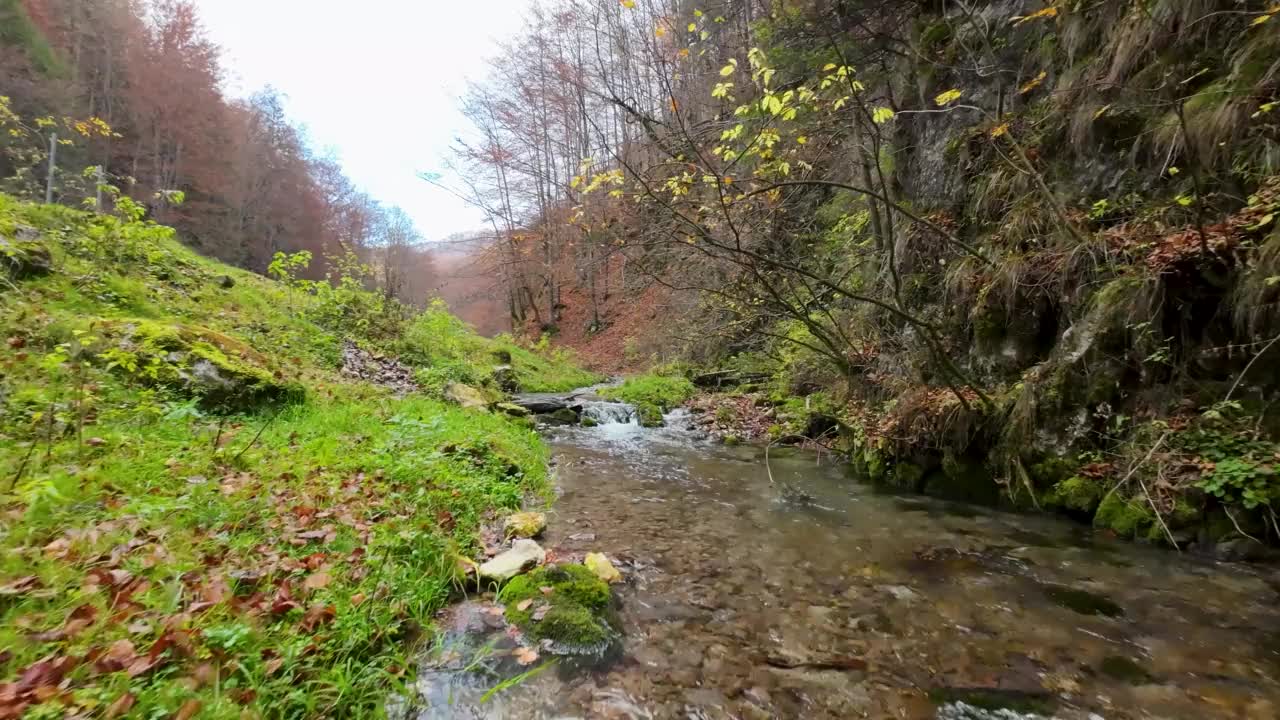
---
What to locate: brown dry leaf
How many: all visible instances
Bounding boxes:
[350,593,366,607]
[263,657,285,677]
[531,603,550,621]
[300,604,335,632]
[0,576,40,597]
[516,599,534,612]
[104,692,136,719]
[538,586,554,596]
[174,699,202,720]
[485,606,505,617]
[303,571,332,591]
[513,646,539,666]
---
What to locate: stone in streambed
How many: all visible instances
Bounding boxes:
[585,552,622,584]
[478,539,545,582]
[504,511,547,539]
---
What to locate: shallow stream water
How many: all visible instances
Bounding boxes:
[410,402,1280,719]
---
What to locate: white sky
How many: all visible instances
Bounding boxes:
[194,0,531,240]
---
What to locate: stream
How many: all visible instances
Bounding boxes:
[406,396,1280,719]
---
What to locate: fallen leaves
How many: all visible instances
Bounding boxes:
[513,646,539,665]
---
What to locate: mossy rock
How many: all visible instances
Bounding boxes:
[501,563,618,657]
[1,230,53,279]
[884,461,927,492]
[99,319,303,412]
[635,402,663,428]
[1094,492,1155,538]
[546,407,580,424]
[1047,476,1104,513]
[580,416,599,427]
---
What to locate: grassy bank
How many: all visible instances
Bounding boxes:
[0,195,585,717]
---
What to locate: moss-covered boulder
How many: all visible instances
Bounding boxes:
[444,382,490,410]
[1,229,53,279]
[635,402,663,427]
[99,320,303,412]
[501,563,618,657]
[1047,476,1105,514]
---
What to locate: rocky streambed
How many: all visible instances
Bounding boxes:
[397,394,1280,719]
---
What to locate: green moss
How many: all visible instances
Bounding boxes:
[635,402,664,428]
[599,373,696,410]
[580,416,599,428]
[886,461,926,492]
[501,564,616,652]
[1028,455,1076,489]
[547,407,580,424]
[98,319,304,412]
[1094,492,1155,538]
[1048,476,1104,513]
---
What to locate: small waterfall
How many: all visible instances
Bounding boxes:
[579,400,638,426]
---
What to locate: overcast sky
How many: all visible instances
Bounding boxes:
[194,0,530,241]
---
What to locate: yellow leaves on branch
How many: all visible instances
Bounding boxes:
[620,0,634,8]
[935,89,962,106]
[871,107,895,124]
[1019,70,1047,95]
[1252,7,1278,26]
[1012,6,1059,26]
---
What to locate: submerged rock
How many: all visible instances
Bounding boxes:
[479,539,545,582]
[1042,584,1124,617]
[504,511,547,539]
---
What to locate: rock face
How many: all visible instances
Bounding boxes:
[445,382,489,410]
[1,230,53,279]
[478,539,545,582]
[340,340,418,394]
[504,511,547,539]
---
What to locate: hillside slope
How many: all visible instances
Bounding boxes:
[0,194,595,718]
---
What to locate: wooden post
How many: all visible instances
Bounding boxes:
[95,166,104,213]
[45,132,57,204]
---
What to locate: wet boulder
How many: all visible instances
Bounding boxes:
[478,539,545,582]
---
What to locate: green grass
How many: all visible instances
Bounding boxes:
[0,194,575,718]
[398,307,600,394]
[598,373,696,409]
